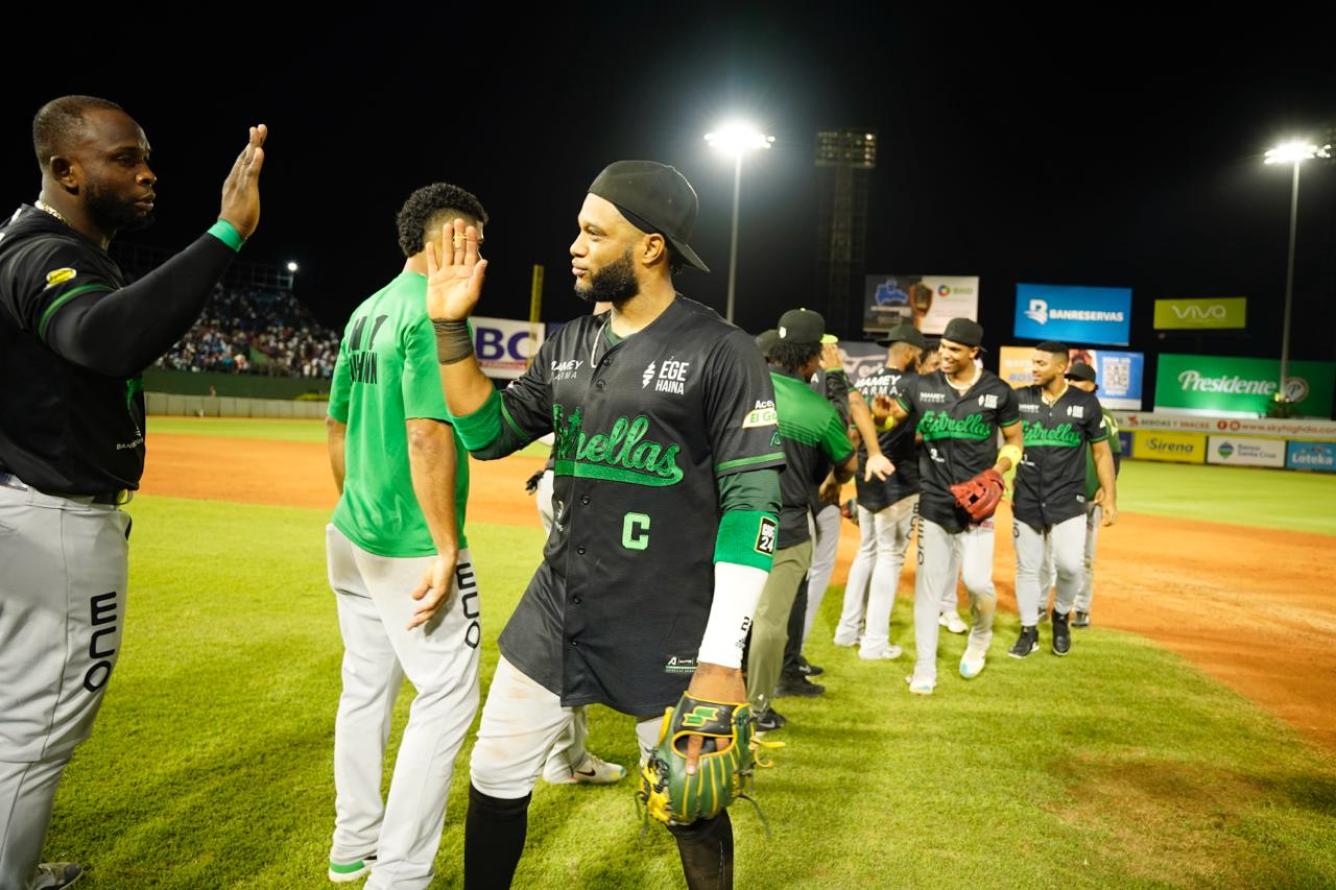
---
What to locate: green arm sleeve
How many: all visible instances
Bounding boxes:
[451,388,533,460]
[713,468,781,571]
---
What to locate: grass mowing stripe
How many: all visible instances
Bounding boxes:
[1116,460,1336,535]
[43,495,1336,888]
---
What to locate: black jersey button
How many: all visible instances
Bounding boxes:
[573,596,582,605]
[570,639,579,648]
[577,546,587,555]
[580,496,590,505]
[596,380,606,389]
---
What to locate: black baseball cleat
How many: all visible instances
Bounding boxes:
[32,863,82,889]
[1072,611,1091,628]
[755,708,787,732]
[1052,612,1072,655]
[796,655,824,677]
[774,675,825,698]
[1008,626,1039,658]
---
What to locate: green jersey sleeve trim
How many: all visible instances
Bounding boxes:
[499,398,532,444]
[714,509,778,572]
[37,283,114,341]
[714,452,785,476]
[999,417,1022,428]
[453,388,504,452]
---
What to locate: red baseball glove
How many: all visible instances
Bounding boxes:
[949,468,1004,523]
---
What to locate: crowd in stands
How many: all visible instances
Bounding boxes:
[156,285,339,378]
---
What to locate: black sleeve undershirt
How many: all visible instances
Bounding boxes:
[44,233,236,377]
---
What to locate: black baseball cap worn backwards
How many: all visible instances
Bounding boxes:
[588,161,710,273]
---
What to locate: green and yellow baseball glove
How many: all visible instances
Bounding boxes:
[638,694,758,827]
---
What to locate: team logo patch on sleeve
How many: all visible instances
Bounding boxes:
[742,400,777,428]
[755,517,778,556]
[44,267,77,289]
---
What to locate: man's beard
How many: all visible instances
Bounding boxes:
[85,181,154,233]
[576,249,638,303]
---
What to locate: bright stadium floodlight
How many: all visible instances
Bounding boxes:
[287,261,300,273]
[704,122,775,156]
[705,121,775,323]
[1264,137,1332,403]
[1263,141,1330,164]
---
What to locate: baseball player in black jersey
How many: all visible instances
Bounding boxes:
[833,323,925,660]
[426,161,784,890]
[0,96,265,890]
[1008,343,1117,658]
[913,341,970,633]
[875,318,1024,694]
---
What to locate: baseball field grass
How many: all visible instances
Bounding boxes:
[43,440,1336,888]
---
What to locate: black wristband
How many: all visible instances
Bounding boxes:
[433,319,474,364]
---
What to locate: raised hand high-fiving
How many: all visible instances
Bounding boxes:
[219,124,267,239]
[425,218,488,322]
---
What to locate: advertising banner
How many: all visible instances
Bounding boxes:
[864,275,979,335]
[1153,354,1336,418]
[997,345,1143,410]
[472,316,545,380]
[997,345,1032,388]
[1131,430,1206,464]
[1286,442,1336,473]
[1154,298,1247,330]
[1013,283,1131,345]
[1114,413,1336,439]
[1206,436,1286,468]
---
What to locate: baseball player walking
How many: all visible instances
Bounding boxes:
[749,309,856,729]
[1065,361,1121,626]
[427,161,784,890]
[323,184,491,888]
[0,96,265,890]
[1008,343,1117,657]
[915,342,969,633]
[875,318,1024,694]
[781,338,891,695]
[833,323,924,660]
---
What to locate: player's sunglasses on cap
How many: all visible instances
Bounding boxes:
[940,317,985,349]
[1065,362,1098,387]
[588,161,710,272]
[776,308,827,346]
[876,322,927,349]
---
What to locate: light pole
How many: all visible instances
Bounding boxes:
[1263,139,1331,403]
[705,122,774,323]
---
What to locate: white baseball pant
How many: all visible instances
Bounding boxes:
[1013,514,1085,627]
[912,518,998,685]
[0,480,130,890]
[327,525,481,890]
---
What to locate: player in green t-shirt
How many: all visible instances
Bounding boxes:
[323,184,485,889]
[1065,361,1121,627]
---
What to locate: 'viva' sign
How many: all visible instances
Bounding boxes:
[1153,298,1247,330]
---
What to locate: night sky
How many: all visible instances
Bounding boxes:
[4,11,1333,374]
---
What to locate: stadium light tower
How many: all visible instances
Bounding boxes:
[705,122,774,323]
[1264,139,1331,401]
